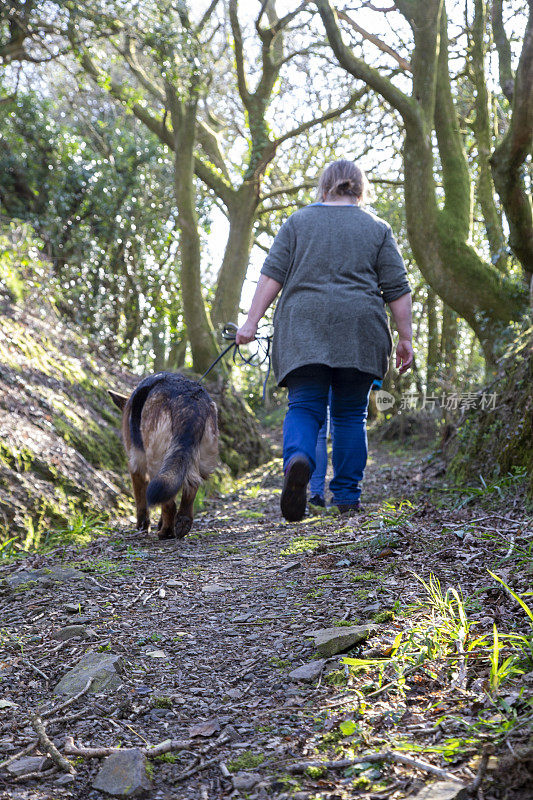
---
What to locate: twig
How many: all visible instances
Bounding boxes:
[0,739,38,770]
[469,745,493,793]
[85,574,113,591]
[12,766,58,783]
[174,755,220,782]
[30,715,76,775]
[287,752,465,784]
[64,738,123,758]
[144,739,195,757]
[22,659,50,682]
[42,676,95,719]
[64,736,193,759]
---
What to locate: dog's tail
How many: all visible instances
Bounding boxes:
[129,374,166,451]
[145,428,198,507]
[146,397,213,508]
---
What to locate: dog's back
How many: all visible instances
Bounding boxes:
[123,373,218,506]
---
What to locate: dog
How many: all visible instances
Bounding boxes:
[109,372,218,539]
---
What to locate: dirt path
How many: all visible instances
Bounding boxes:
[1,439,532,800]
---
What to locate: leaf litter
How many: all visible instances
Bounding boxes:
[0,438,531,799]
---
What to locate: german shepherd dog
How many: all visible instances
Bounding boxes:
[109,373,218,540]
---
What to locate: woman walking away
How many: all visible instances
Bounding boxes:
[237,160,413,521]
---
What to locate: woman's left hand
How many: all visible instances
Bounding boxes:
[236,320,258,345]
[396,339,414,373]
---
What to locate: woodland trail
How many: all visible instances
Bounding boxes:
[1,437,532,800]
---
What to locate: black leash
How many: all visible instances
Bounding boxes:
[200,323,272,400]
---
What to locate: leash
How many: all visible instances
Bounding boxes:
[200,323,273,400]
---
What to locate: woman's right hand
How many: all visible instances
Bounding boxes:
[236,319,258,345]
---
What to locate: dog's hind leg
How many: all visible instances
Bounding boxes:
[131,472,150,532]
[158,499,177,540]
[175,486,197,539]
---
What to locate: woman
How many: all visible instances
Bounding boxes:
[237,160,413,521]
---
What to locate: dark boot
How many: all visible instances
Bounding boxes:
[309,494,326,507]
[281,456,311,522]
[336,501,364,514]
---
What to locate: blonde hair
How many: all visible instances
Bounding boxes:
[316,160,368,203]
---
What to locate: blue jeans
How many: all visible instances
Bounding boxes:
[310,402,331,497]
[283,365,374,505]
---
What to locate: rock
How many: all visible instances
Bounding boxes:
[304,625,374,657]
[5,566,84,590]
[0,698,18,709]
[288,659,326,683]
[189,718,220,737]
[232,772,262,791]
[65,602,84,613]
[92,748,151,797]
[7,756,49,776]
[202,583,233,593]
[55,773,76,785]
[52,625,93,641]
[416,781,469,800]
[279,561,301,572]
[145,650,168,659]
[53,652,123,696]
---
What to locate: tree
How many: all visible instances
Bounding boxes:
[59,0,362,372]
[315,0,531,360]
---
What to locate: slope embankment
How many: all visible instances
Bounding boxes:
[0,299,136,551]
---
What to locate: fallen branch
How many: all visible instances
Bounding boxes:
[64,736,192,759]
[0,739,38,770]
[143,739,194,758]
[174,755,220,782]
[469,745,493,793]
[12,766,58,783]
[22,659,50,682]
[30,715,76,775]
[287,751,465,784]
[42,676,95,720]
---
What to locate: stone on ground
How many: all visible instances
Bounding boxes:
[416,781,470,800]
[7,756,49,776]
[52,624,93,641]
[304,625,374,657]
[232,771,262,791]
[91,748,152,797]
[5,566,84,590]
[288,659,326,683]
[53,652,123,696]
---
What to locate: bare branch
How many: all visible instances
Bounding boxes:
[273,87,367,147]
[260,181,317,201]
[492,0,514,102]
[229,0,250,108]
[336,10,411,72]
[118,37,165,103]
[314,0,419,127]
[195,0,220,35]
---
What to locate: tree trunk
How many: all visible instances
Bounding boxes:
[316,0,528,359]
[211,182,260,328]
[426,289,439,391]
[166,85,219,375]
[440,302,458,383]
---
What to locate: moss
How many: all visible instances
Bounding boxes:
[306,765,326,778]
[373,610,395,623]
[152,696,172,709]
[448,325,533,497]
[52,413,125,470]
[154,753,180,763]
[227,751,265,772]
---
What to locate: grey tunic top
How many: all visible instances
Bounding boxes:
[260,204,411,385]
